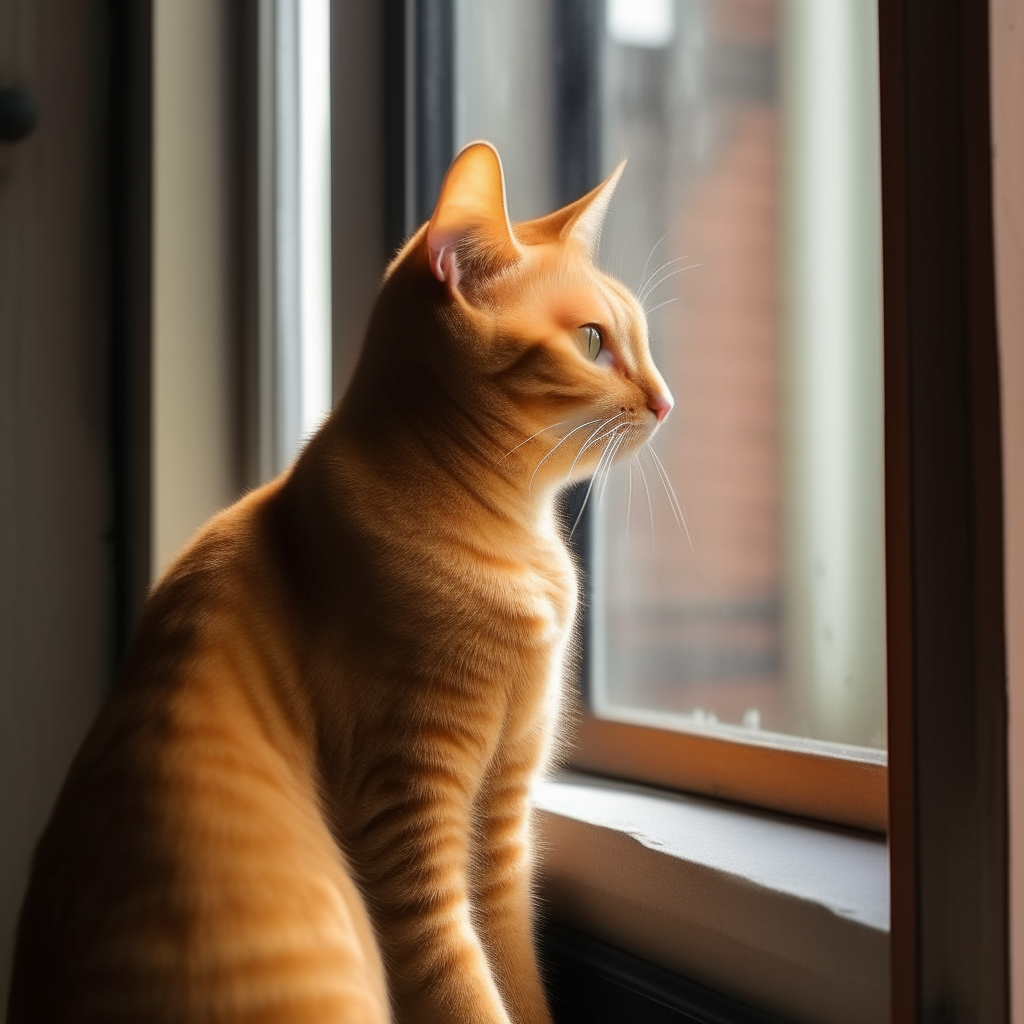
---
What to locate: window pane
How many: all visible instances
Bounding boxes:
[259,0,333,479]
[454,0,886,752]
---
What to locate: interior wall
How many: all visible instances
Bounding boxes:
[153,0,384,541]
[993,0,1024,1018]
[0,0,113,1006]
[152,0,243,579]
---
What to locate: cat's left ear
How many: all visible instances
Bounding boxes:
[520,160,626,260]
[426,142,522,290]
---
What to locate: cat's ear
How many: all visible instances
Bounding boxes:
[519,160,626,259]
[426,142,522,289]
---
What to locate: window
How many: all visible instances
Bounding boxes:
[122,0,1014,1015]
[107,0,1011,1015]
[446,0,886,830]
[257,0,333,479]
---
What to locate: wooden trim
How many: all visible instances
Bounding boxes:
[877,0,915,1015]
[990,0,1024,1005]
[880,0,1008,1018]
[570,719,888,835]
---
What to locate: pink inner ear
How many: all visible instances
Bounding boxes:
[427,217,464,288]
[429,244,460,288]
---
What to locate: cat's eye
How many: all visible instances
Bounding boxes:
[576,325,602,361]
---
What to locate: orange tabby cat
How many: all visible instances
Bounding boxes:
[7,142,672,1024]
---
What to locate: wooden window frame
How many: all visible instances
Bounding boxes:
[879,0,1007,1018]
[570,718,887,833]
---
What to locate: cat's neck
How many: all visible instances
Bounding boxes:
[293,397,561,549]
[324,375,561,537]
[304,271,572,537]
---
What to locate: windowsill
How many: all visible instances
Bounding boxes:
[534,771,890,1024]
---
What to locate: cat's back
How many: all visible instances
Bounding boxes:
[7,482,389,1024]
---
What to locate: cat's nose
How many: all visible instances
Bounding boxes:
[648,393,674,423]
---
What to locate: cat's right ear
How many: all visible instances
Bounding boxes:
[426,142,522,291]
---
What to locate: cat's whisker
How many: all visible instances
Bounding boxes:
[637,256,694,304]
[496,420,568,465]
[565,418,618,482]
[626,458,634,533]
[596,428,627,488]
[639,263,703,309]
[579,426,623,500]
[528,417,604,493]
[601,437,627,506]
[641,254,686,284]
[564,412,628,483]
[614,224,635,283]
[635,453,656,541]
[644,443,694,551]
[639,445,674,526]
[637,230,671,297]
[592,436,620,511]
[638,260,675,303]
[640,254,693,285]
[569,428,623,538]
[573,427,624,533]
[597,431,628,507]
[575,413,627,459]
[644,295,687,318]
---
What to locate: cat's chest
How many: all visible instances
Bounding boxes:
[424,534,576,656]
[503,553,575,643]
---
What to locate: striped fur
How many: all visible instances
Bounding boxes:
[8,144,672,1024]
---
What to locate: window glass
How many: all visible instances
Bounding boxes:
[260,0,333,479]
[454,0,885,752]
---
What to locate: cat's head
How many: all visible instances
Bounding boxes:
[367,142,673,499]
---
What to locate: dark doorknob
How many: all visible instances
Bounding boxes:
[0,88,38,143]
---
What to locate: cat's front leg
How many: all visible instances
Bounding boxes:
[471,754,554,1024]
[350,762,513,1024]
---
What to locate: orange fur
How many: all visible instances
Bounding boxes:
[7,143,672,1024]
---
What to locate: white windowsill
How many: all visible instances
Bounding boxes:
[534,771,890,1024]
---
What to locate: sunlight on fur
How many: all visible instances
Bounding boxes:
[8,142,673,1024]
